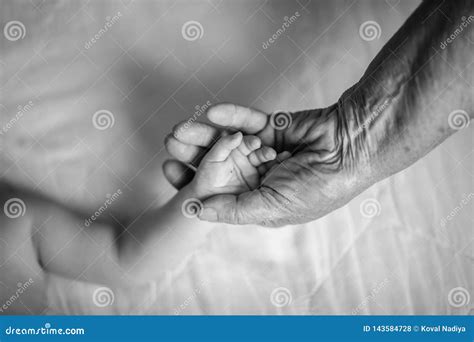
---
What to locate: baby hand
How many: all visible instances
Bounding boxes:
[190,132,278,198]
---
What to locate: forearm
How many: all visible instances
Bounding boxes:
[118,185,214,280]
[339,0,473,184]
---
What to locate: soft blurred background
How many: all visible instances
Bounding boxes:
[0,0,472,314]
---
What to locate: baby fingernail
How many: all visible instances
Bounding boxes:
[252,137,261,149]
[266,149,276,159]
[200,207,217,222]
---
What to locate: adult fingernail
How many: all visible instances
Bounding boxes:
[199,207,217,222]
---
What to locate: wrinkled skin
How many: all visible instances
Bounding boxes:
[164,0,473,227]
[164,103,365,226]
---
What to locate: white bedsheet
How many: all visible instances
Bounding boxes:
[1,0,472,314]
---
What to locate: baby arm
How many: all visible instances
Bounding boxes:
[2,132,281,292]
[119,132,280,279]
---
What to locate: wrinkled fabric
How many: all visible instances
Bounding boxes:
[1,0,472,314]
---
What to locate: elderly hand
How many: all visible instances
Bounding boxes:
[163,0,472,227]
[164,103,364,226]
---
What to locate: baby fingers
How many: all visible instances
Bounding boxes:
[238,135,262,156]
[203,132,243,162]
[248,146,277,167]
[257,151,292,174]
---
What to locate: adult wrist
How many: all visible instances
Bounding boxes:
[336,84,371,172]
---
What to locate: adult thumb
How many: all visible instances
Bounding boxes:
[198,189,282,226]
